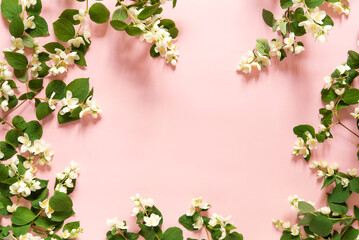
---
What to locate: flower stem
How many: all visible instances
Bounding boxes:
[339,122,359,138]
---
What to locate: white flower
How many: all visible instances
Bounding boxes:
[60,91,79,115]
[193,216,203,229]
[310,8,326,25]
[39,199,54,218]
[24,16,36,30]
[7,204,17,213]
[28,139,47,155]
[294,45,305,55]
[19,0,37,8]
[327,168,335,176]
[325,101,335,111]
[131,207,140,216]
[0,150,4,159]
[219,226,227,240]
[329,2,350,15]
[337,64,351,75]
[269,38,283,59]
[305,133,318,150]
[83,26,91,43]
[18,133,32,153]
[142,198,155,208]
[335,88,345,96]
[256,52,271,66]
[283,221,291,229]
[351,104,359,119]
[284,33,295,52]
[63,230,70,239]
[107,217,128,230]
[291,224,300,236]
[10,36,24,51]
[317,170,325,178]
[55,184,67,193]
[186,206,195,216]
[64,52,80,65]
[73,9,86,23]
[68,37,85,48]
[323,76,333,89]
[341,178,349,188]
[347,168,358,177]
[1,100,9,112]
[319,206,331,215]
[144,213,161,227]
[79,96,102,118]
[48,92,57,110]
[1,81,15,100]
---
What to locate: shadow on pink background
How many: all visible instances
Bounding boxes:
[0,0,359,239]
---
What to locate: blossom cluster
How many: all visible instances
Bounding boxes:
[7,156,41,197]
[51,90,102,119]
[309,161,357,187]
[18,133,54,165]
[55,161,80,194]
[292,131,318,158]
[237,0,350,73]
[129,8,179,66]
[0,80,15,112]
[49,49,80,76]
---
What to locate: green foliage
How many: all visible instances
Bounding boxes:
[1,0,22,20]
[53,18,75,42]
[89,2,110,24]
[262,9,275,27]
[9,15,24,37]
[3,51,28,70]
[11,207,36,226]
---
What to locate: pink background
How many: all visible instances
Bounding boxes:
[1,0,359,239]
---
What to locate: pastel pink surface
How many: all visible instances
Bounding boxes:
[1,0,359,239]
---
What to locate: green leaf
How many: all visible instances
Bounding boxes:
[12,115,26,130]
[3,51,28,70]
[331,183,350,203]
[297,201,315,216]
[0,142,16,160]
[110,20,127,31]
[280,0,293,9]
[1,0,22,21]
[322,176,335,189]
[22,35,34,48]
[34,216,57,229]
[227,232,244,240]
[26,16,49,37]
[347,50,359,69]
[256,39,270,56]
[341,227,359,240]
[168,27,178,38]
[159,19,175,29]
[11,207,36,226]
[125,232,140,240]
[150,44,160,57]
[0,195,12,215]
[53,18,75,42]
[43,42,65,54]
[28,79,43,92]
[305,0,325,8]
[321,88,337,103]
[163,227,183,240]
[262,9,275,27]
[138,3,160,20]
[354,206,359,220]
[89,2,110,24]
[59,9,80,25]
[327,194,348,215]
[298,213,314,226]
[0,164,9,181]
[63,221,80,233]
[26,0,41,15]
[350,177,359,193]
[12,224,31,237]
[178,214,196,230]
[139,224,156,240]
[46,80,66,99]
[9,15,24,37]
[36,102,54,120]
[309,215,332,237]
[31,188,48,209]
[343,88,359,105]
[65,78,89,102]
[280,231,300,240]
[125,26,143,36]
[5,129,19,148]
[293,125,315,137]
[49,192,73,212]
[24,120,43,141]
[50,208,74,222]
[112,7,128,21]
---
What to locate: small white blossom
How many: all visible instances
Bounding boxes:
[144,213,161,227]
